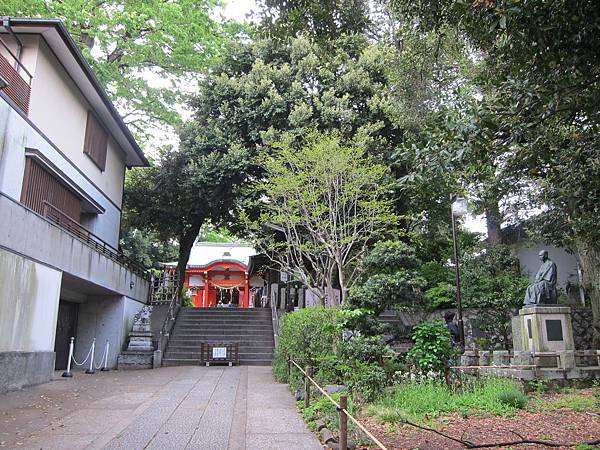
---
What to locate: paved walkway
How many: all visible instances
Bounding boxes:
[0,366,322,450]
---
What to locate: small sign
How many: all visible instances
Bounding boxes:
[212,347,227,359]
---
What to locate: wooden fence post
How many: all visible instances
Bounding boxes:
[304,366,312,408]
[339,395,348,450]
[287,356,291,378]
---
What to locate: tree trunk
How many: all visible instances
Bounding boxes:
[485,202,503,245]
[176,220,204,295]
[338,262,347,306]
[578,244,600,348]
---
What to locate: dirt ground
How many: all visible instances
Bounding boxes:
[360,390,600,450]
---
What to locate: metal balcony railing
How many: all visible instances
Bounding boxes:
[42,201,147,278]
[0,38,32,114]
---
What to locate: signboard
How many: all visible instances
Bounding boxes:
[212,347,227,359]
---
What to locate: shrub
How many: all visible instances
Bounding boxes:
[273,307,341,382]
[347,362,387,403]
[406,320,456,373]
[497,390,528,409]
[340,335,392,364]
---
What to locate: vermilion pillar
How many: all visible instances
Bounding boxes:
[243,274,250,308]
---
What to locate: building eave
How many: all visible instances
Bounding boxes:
[1,17,149,167]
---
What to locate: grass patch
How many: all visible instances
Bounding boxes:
[366,377,527,424]
[532,393,598,412]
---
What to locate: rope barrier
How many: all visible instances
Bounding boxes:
[94,340,109,370]
[289,358,389,450]
[71,340,94,366]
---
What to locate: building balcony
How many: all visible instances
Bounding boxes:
[0,41,32,115]
[0,192,149,300]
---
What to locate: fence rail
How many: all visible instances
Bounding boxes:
[42,201,147,278]
[288,357,389,450]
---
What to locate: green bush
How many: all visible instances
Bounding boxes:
[423,282,455,309]
[347,362,387,403]
[497,390,528,409]
[273,307,341,382]
[406,320,456,373]
[340,335,392,364]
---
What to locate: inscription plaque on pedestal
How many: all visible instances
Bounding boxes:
[546,320,563,341]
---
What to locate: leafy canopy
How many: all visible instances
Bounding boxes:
[3,0,241,138]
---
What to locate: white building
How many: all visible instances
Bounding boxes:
[0,18,150,391]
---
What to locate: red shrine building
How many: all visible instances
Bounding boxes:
[166,243,265,308]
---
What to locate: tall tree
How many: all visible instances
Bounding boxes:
[3,0,240,138]
[124,144,249,290]
[252,132,397,304]
[390,0,600,343]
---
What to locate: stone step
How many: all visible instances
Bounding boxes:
[173,326,273,332]
[171,330,272,337]
[167,341,274,348]
[161,358,272,367]
[175,318,273,325]
[163,351,273,360]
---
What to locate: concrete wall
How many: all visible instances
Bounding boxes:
[0,248,62,392]
[0,193,148,302]
[0,96,122,247]
[74,296,144,369]
[28,39,126,209]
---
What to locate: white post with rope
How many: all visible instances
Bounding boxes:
[85,338,96,374]
[101,340,110,371]
[61,337,74,378]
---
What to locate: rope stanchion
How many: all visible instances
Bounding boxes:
[85,338,96,374]
[101,340,110,371]
[61,337,75,378]
[290,358,389,450]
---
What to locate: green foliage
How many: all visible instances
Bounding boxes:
[2,0,241,139]
[367,377,526,423]
[340,335,393,365]
[276,307,341,370]
[257,132,397,302]
[406,320,456,373]
[423,283,455,309]
[300,391,355,433]
[119,228,178,270]
[497,390,528,409]
[461,245,530,310]
[533,393,598,413]
[347,362,387,403]
[180,289,193,308]
[348,241,426,323]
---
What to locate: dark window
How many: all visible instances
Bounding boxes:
[83,111,108,170]
[21,157,81,222]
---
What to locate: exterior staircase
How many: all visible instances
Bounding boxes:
[162,307,275,366]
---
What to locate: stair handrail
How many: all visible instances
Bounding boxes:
[271,291,281,348]
[154,270,180,359]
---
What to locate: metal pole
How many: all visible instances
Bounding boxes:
[304,366,311,408]
[339,395,348,450]
[62,337,74,378]
[451,212,465,349]
[85,338,96,374]
[101,340,110,371]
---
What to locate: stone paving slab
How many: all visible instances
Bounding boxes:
[0,366,321,450]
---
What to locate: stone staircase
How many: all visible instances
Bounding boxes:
[162,307,275,366]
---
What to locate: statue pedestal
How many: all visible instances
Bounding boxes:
[512,306,575,353]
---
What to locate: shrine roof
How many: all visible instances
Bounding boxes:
[163,242,257,269]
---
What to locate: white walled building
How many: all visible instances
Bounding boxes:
[0,18,150,391]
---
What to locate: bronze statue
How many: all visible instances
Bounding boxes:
[524,250,557,306]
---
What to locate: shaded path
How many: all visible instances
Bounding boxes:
[0,366,321,450]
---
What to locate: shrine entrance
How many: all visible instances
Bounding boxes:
[185,260,251,308]
[216,286,240,306]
